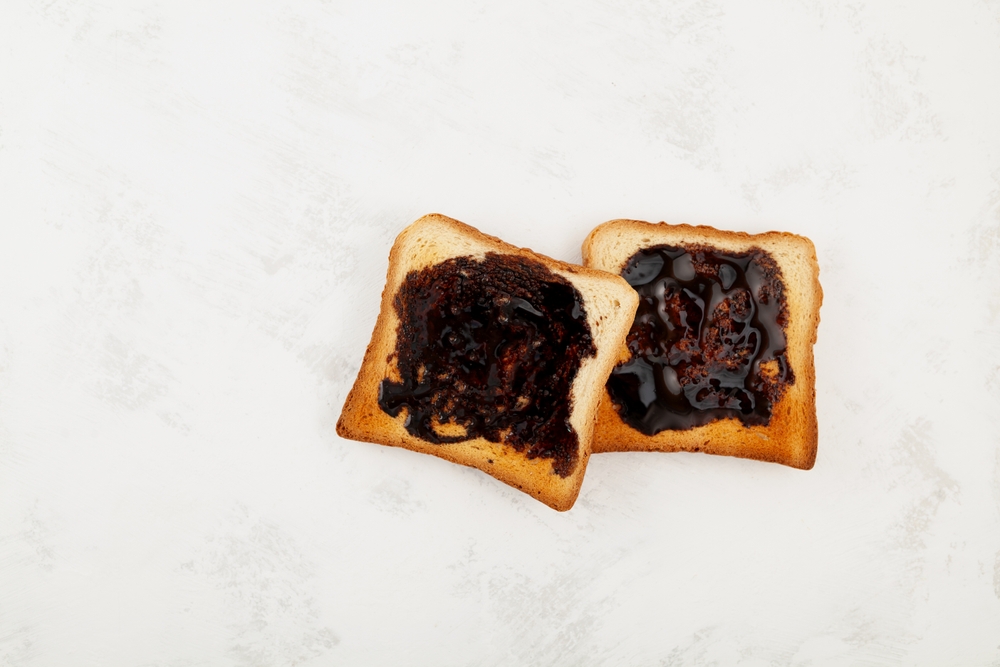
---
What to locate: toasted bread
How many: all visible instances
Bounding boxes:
[337,214,639,510]
[582,219,822,469]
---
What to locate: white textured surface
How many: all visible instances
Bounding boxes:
[2,1,999,665]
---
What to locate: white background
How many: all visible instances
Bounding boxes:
[2,1,1000,665]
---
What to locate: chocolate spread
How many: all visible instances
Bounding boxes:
[607,245,794,434]
[378,252,595,476]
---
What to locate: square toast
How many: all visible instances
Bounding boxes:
[582,219,822,469]
[337,214,639,510]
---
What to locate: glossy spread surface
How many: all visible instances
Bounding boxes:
[378,252,595,476]
[607,244,793,434]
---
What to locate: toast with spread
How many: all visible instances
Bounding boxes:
[582,219,822,469]
[337,214,639,510]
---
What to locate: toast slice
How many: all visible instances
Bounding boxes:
[582,219,822,469]
[337,214,639,510]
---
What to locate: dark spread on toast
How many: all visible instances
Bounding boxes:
[607,245,793,434]
[378,252,596,477]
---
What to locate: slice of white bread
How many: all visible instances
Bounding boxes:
[337,214,639,510]
[582,219,822,469]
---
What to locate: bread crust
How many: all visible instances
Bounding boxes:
[582,219,822,469]
[337,214,639,510]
